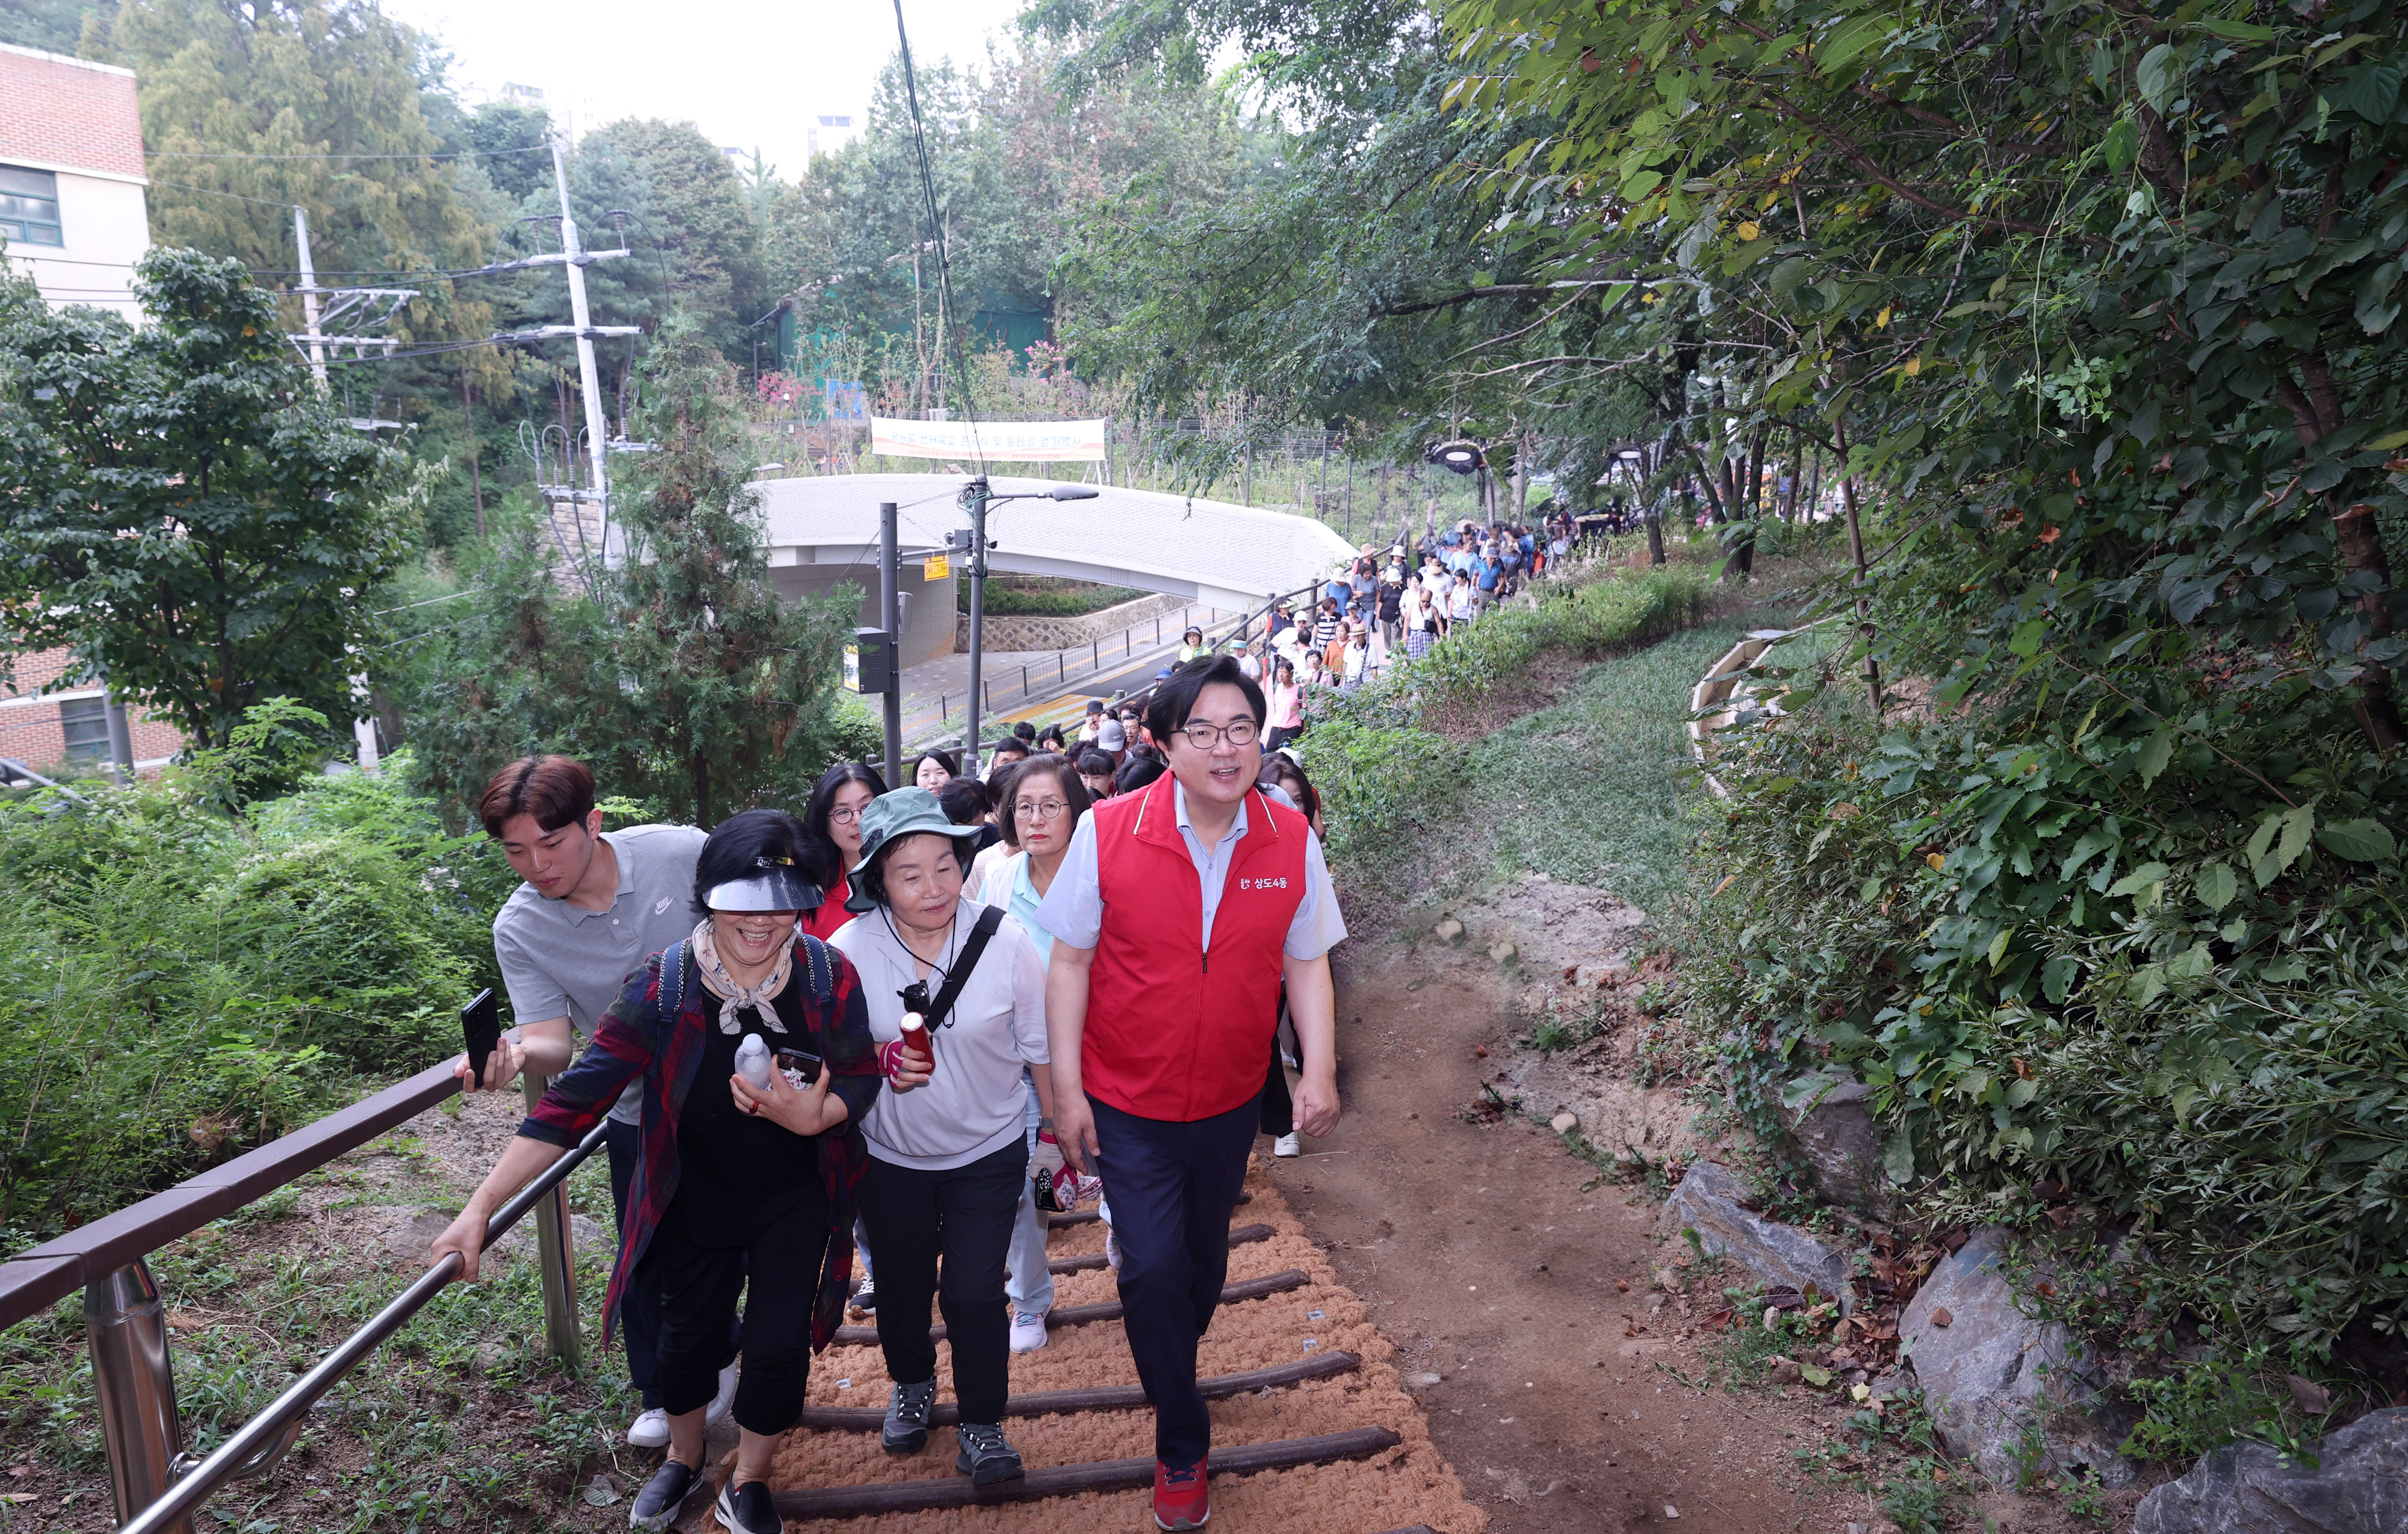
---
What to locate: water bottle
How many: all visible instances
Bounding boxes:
[733,1035,774,1092]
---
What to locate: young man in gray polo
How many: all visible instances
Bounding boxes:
[455,755,728,1449]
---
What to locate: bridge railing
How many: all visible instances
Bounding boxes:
[0,1030,598,1534]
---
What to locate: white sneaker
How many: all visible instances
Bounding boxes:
[1009,1309,1050,1353]
[625,1407,670,1448]
[1273,1132,1302,1157]
[1105,1222,1122,1273]
[705,1360,737,1424]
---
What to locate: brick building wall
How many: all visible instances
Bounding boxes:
[0,45,145,179]
[0,647,187,778]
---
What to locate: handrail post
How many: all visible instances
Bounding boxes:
[521,1072,580,1367]
[85,1259,192,1534]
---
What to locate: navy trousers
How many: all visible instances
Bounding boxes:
[1088,1092,1260,1468]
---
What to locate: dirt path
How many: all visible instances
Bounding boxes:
[1271,913,1866,1534]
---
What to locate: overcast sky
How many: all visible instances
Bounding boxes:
[385,0,1031,177]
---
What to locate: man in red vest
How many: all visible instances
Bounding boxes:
[1040,655,1345,1532]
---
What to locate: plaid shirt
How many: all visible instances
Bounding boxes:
[518,934,881,1353]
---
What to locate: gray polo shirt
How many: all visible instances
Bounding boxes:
[492,823,707,1122]
[1034,781,1345,960]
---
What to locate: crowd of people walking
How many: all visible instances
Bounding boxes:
[433,644,1350,1533]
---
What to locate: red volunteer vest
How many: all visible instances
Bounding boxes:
[1084,773,1311,1122]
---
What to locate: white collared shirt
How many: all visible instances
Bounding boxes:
[1035,780,1346,960]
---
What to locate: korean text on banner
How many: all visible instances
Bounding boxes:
[869,416,1109,463]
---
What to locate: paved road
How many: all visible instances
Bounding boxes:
[895,608,1246,756]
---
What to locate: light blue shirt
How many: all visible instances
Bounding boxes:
[978,849,1057,964]
[1035,781,1345,961]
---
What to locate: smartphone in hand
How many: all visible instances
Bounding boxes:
[774,1048,822,1087]
[461,988,501,1086]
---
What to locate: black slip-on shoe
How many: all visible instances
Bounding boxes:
[715,1477,778,1534]
[628,1459,698,1532]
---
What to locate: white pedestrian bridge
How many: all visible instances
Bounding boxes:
[753,473,1359,616]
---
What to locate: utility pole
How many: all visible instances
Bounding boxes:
[879,501,903,786]
[552,141,616,564]
[293,208,327,387]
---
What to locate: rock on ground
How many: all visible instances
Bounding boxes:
[1898,1226,2133,1488]
[1776,1070,1894,1220]
[2134,1406,2408,1533]
[1657,1160,1853,1315]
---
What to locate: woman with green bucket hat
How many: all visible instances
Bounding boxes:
[827,788,1057,1487]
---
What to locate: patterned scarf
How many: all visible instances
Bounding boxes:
[689,918,792,1033]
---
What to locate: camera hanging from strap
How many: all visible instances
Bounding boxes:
[913,905,1005,1031]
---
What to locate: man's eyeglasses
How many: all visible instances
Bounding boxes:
[1015,798,1070,821]
[1177,718,1259,751]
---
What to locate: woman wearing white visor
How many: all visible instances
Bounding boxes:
[432,809,927,1534]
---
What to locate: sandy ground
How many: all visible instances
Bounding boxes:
[755,1163,1486,1534]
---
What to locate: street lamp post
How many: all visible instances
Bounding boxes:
[956,477,1101,774]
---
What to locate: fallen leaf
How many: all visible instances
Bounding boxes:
[1799,1364,1833,1387]
[2286,1374,2333,1415]
[1931,1307,1953,1328]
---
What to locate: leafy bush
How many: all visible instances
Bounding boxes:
[972,579,1147,618]
[1685,660,2408,1350]
[0,747,504,1246]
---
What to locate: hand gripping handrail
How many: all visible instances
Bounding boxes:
[113,1117,610,1534]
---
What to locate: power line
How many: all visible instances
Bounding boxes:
[147,146,553,161]
[890,0,984,464]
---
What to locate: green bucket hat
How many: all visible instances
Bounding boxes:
[848,786,986,881]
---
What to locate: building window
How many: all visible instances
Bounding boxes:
[58,697,110,763]
[0,166,64,248]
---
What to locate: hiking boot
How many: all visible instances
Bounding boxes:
[714,1478,778,1534]
[954,1421,1025,1485]
[1152,1455,1209,1530]
[881,1378,939,1454]
[628,1459,698,1532]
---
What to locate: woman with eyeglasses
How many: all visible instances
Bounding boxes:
[827,789,1055,1488]
[798,762,886,941]
[973,753,1093,1352]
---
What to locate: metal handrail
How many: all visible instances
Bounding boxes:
[115,1117,610,1534]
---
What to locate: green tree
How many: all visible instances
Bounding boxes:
[394,315,858,829]
[610,315,855,825]
[0,0,99,51]
[0,250,409,748]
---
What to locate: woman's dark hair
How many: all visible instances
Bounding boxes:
[1114,754,1166,795]
[1035,725,1067,751]
[908,748,957,783]
[1076,750,1116,780]
[690,808,811,917]
[938,774,991,825]
[1258,756,1321,828]
[999,753,1091,846]
[1144,654,1266,748]
[798,761,887,886]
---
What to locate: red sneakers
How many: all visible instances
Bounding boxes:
[1152,1455,1209,1530]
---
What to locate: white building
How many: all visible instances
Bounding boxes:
[0,42,149,321]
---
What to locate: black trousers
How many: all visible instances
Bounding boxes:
[647,1206,830,1436]
[1259,1048,1294,1137]
[860,1141,1025,1426]
[1089,1092,1258,1468]
[610,1120,739,1411]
